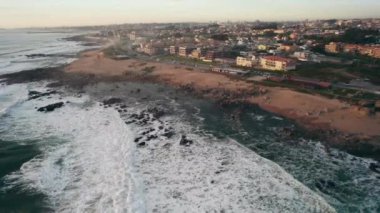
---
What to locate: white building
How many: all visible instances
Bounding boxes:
[260,56,296,71]
[236,56,254,68]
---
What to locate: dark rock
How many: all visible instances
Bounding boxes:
[125,120,136,124]
[28,90,57,100]
[137,142,146,147]
[134,137,142,143]
[37,102,64,112]
[102,98,122,105]
[148,107,166,119]
[26,54,48,58]
[369,163,380,174]
[162,130,175,138]
[146,135,158,141]
[141,128,155,136]
[279,127,295,138]
[179,135,193,146]
[46,82,63,87]
[28,91,41,96]
[315,179,336,192]
[221,161,229,166]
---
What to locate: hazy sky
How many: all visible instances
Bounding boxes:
[1,0,380,28]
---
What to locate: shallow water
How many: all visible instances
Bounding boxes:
[0,29,92,75]
[196,101,380,212]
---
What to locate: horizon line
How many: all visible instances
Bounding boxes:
[2,17,380,30]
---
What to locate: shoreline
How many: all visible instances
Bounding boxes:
[67,51,380,130]
[0,75,339,212]
[1,49,380,159]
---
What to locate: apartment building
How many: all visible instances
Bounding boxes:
[236,56,253,68]
[260,56,296,71]
[178,46,194,57]
[169,46,178,55]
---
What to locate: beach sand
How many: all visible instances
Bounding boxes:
[66,50,380,140]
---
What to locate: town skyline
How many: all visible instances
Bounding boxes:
[1,0,380,28]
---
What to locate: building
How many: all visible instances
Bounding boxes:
[203,51,217,62]
[260,56,296,71]
[169,46,178,55]
[278,44,298,52]
[236,56,253,68]
[325,42,342,54]
[342,44,359,54]
[190,48,202,59]
[128,32,136,41]
[289,32,299,40]
[257,44,268,51]
[138,44,157,55]
[178,46,194,57]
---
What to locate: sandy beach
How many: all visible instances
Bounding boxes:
[66,50,380,139]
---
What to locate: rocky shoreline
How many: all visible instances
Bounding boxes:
[1,66,379,160]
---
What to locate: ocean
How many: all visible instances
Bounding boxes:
[0,29,379,212]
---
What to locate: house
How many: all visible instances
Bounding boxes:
[169,46,178,55]
[278,44,298,52]
[293,51,320,62]
[236,56,256,68]
[325,42,342,54]
[342,44,359,54]
[260,56,296,71]
[203,51,217,62]
[257,44,268,51]
[190,48,202,59]
[128,32,136,41]
[178,47,189,57]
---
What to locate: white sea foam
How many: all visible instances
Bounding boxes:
[3,87,145,213]
[0,83,28,115]
[128,113,335,213]
[2,83,335,212]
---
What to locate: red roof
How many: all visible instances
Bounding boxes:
[262,56,294,63]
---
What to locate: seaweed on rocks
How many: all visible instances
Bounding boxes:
[28,90,57,100]
[179,135,193,146]
[37,102,64,112]
[102,98,123,106]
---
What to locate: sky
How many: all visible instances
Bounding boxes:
[1,0,380,28]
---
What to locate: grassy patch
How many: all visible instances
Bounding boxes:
[292,63,357,83]
[256,80,380,102]
[103,46,128,58]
